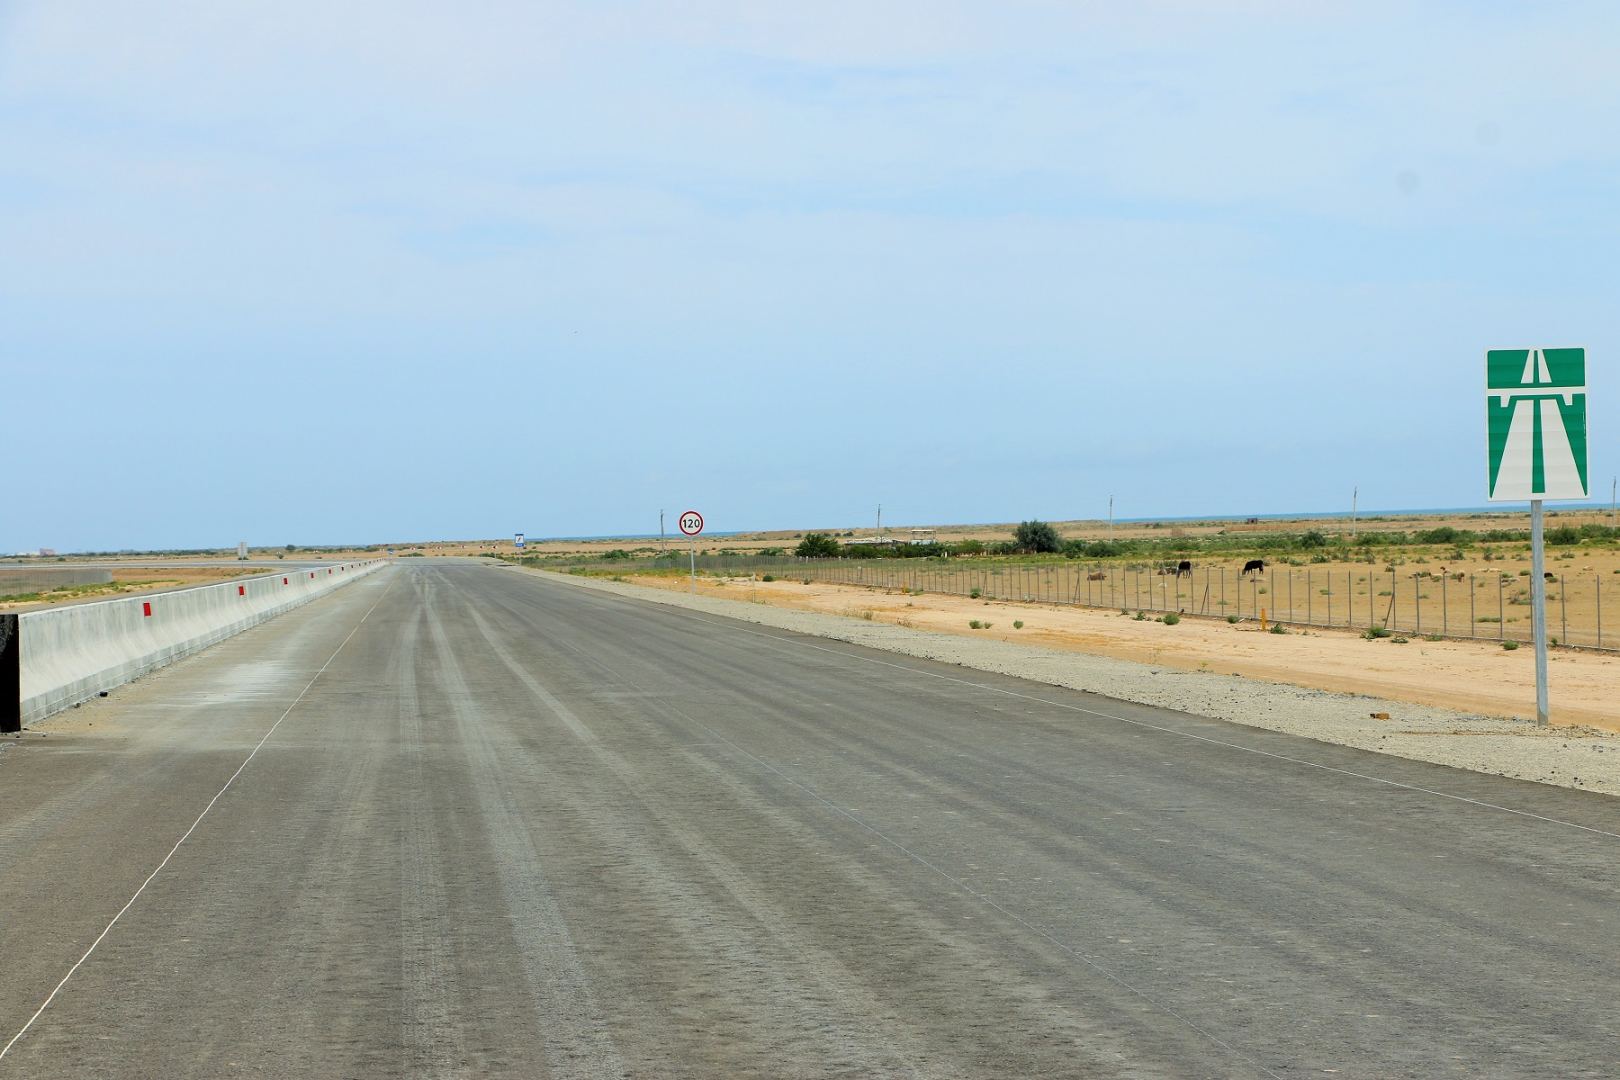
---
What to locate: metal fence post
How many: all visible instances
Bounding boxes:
[1498,574,1505,639]
[1442,573,1447,637]
[1560,575,1567,645]
[1598,575,1603,649]
[1415,574,1421,636]
[1390,568,1397,633]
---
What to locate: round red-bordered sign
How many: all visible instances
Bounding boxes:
[678,510,704,536]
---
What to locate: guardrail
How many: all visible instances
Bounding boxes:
[8,559,388,729]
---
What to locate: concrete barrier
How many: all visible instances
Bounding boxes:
[17,560,387,725]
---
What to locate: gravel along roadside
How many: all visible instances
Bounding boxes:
[525,567,1620,798]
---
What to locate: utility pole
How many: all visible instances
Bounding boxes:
[876,504,883,537]
[659,510,666,553]
[1350,486,1358,540]
[1611,477,1616,530]
[1108,496,1114,541]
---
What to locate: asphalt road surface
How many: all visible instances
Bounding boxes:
[1,560,1616,1078]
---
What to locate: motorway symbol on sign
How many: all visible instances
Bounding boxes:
[1487,348,1588,501]
[515,532,525,549]
[679,510,704,536]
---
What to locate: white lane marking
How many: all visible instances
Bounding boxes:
[0,572,398,1063]
[571,584,1620,844]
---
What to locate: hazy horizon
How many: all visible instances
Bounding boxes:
[9,499,1615,557]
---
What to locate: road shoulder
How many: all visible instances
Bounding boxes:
[517,565,1620,798]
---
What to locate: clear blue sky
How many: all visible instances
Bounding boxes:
[4,2,1616,551]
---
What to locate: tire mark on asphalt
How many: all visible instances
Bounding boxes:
[395,598,465,1078]
[476,573,1284,1079]
[420,581,628,1080]
[463,603,960,1079]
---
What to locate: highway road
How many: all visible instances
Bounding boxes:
[1,560,1616,1077]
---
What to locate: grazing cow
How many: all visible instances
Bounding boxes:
[1175,560,1193,578]
[1241,558,1265,577]
[1544,571,1556,582]
[1087,571,1106,581]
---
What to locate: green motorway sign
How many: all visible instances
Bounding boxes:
[1486,348,1588,501]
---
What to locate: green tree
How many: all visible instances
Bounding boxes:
[1014,520,1062,554]
[795,533,842,558]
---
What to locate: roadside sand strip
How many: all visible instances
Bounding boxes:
[626,574,1620,730]
[526,568,1620,798]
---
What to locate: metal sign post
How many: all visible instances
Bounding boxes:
[1486,347,1590,725]
[679,510,704,592]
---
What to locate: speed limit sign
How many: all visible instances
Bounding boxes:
[678,510,704,536]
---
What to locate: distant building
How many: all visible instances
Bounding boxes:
[38,548,56,557]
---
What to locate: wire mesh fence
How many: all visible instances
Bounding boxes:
[558,555,1617,651]
[0,568,113,598]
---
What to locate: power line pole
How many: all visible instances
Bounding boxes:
[1350,486,1358,540]
[659,510,666,553]
[876,504,883,537]
[1108,495,1114,541]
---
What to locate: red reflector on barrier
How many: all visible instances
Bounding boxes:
[142,602,152,617]
[328,569,332,575]
[283,577,289,585]
[238,585,245,596]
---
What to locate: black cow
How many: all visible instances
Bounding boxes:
[1241,558,1265,577]
[1174,560,1193,578]
[1544,571,1556,582]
